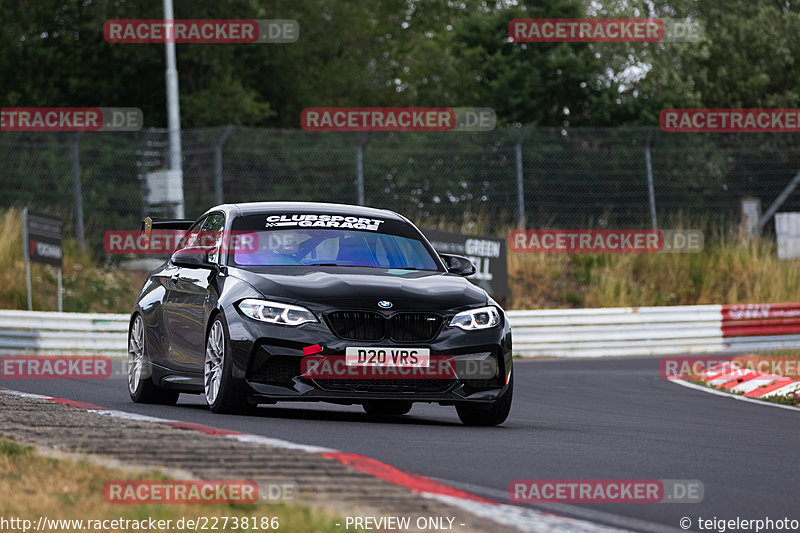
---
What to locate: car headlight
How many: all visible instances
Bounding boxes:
[450,306,500,330]
[237,299,318,326]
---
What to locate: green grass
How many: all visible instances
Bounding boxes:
[0,439,33,457]
[761,393,800,406]
[0,438,347,533]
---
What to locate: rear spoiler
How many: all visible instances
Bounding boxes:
[141,216,195,233]
[138,217,195,253]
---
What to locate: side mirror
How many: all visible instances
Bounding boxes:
[171,246,216,269]
[439,253,476,277]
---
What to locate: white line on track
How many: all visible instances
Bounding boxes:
[427,478,686,533]
[668,378,800,412]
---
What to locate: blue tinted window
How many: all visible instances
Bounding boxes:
[233,228,439,270]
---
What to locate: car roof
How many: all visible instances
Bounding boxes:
[202,202,406,222]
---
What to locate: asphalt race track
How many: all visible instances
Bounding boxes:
[2,356,798,533]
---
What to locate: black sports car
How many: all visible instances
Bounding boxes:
[128,202,513,425]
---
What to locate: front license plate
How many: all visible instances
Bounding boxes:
[345,347,430,368]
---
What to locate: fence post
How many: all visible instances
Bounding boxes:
[355,132,367,206]
[71,132,85,251]
[22,208,32,311]
[214,125,234,205]
[163,0,184,219]
[515,127,528,228]
[757,170,800,233]
[645,127,658,230]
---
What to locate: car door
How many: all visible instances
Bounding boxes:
[160,214,215,371]
[166,212,226,371]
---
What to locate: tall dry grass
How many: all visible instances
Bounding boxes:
[508,226,800,309]
[0,209,31,309]
[0,208,137,312]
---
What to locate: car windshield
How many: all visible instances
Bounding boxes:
[231,227,440,270]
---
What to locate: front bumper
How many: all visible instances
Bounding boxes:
[225,306,513,405]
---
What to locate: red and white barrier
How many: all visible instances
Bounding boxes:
[721,303,800,353]
[509,302,800,357]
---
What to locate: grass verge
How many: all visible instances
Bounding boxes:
[0,438,346,533]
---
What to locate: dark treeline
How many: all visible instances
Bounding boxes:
[2,0,800,128]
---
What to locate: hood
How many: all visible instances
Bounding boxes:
[229,266,488,311]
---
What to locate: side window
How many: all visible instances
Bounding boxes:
[201,213,225,232]
[175,217,205,253]
[200,213,225,263]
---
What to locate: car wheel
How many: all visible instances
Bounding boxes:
[363,400,413,417]
[128,314,179,405]
[456,373,513,426]
[204,316,247,414]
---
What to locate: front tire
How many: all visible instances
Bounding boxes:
[128,314,179,405]
[456,373,513,426]
[204,316,247,414]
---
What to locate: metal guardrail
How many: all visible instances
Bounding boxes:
[0,310,129,356]
[2,303,800,359]
[508,305,724,357]
[509,303,800,357]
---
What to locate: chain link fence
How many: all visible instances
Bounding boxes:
[1,126,799,256]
